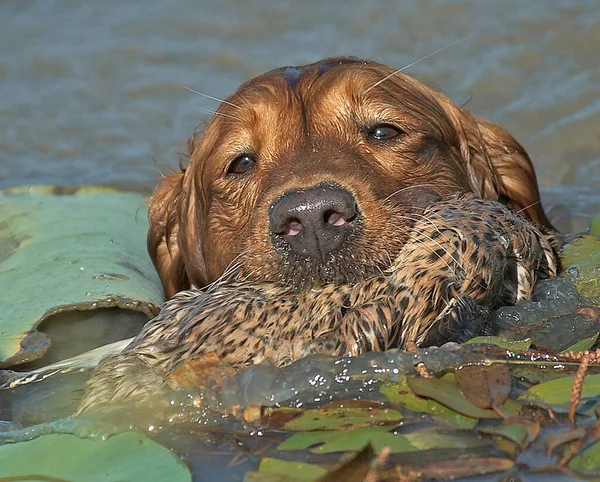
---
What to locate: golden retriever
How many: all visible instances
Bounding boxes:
[148,57,553,298]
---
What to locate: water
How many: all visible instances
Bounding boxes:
[1,2,599,479]
[0,0,598,232]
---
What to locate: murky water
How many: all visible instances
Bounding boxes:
[1,0,599,232]
[1,3,599,479]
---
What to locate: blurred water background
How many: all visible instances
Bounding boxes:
[0,0,599,232]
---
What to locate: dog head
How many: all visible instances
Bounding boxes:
[148,57,552,297]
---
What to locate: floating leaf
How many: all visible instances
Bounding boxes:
[561,235,600,299]
[560,333,599,354]
[403,429,485,451]
[569,439,600,474]
[417,457,514,478]
[316,444,374,482]
[478,423,528,445]
[245,458,327,482]
[380,380,477,429]
[282,402,401,431]
[0,431,191,481]
[546,428,586,456]
[519,374,600,406]
[464,336,532,351]
[277,426,484,455]
[406,376,500,419]
[455,364,511,410]
[0,186,164,366]
[277,427,416,454]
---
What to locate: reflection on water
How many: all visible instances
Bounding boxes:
[0,0,599,230]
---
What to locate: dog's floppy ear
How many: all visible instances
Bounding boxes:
[448,106,554,229]
[147,170,189,298]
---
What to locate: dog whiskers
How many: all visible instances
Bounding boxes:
[178,83,241,109]
[198,107,239,121]
[366,35,474,92]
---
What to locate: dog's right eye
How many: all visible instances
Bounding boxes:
[227,155,256,175]
[368,124,402,140]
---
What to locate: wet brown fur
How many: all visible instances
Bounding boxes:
[148,57,553,298]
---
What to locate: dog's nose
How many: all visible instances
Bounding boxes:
[269,184,358,260]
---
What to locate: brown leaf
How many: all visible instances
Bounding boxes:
[455,364,511,410]
[316,444,374,482]
[260,406,304,429]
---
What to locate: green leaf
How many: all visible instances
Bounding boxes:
[380,380,477,429]
[245,458,327,482]
[277,425,484,455]
[277,427,417,454]
[0,431,191,481]
[403,429,485,450]
[519,374,600,405]
[0,186,164,366]
[559,333,599,354]
[406,376,501,419]
[464,336,532,351]
[282,405,401,431]
[478,423,528,445]
[561,235,600,299]
[569,439,600,473]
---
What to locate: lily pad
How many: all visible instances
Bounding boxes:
[0,186,164,366]
[559,333,599,354]
[464,336,532,351]
[0,431,191,481]
[561,235,600,300]
[277,427,417,454]
[519,373,600,406]
[282,403,401,431]
[478,423,528,445]
[245,458,327,482]
[455,364,511,410]
[406,376,501,419]
[380,379,478,429]
[569,439,600,474]
[277,426,484,455]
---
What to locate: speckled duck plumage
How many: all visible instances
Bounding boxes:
[78,193,560,413]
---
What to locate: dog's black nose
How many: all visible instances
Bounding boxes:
[269,184,358,260]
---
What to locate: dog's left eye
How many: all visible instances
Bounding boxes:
[368,124,402,140]
[227,154,256,175]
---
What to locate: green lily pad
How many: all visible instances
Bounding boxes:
[245,458,327,482]
[569,439,600,474]
[0,186,164,366]
[380,379,477,429]
[0,431,191,481]
[464,336,532,351]
[559,333,599,354]
[282,404,401,431]
[561,235,600,300]
[277,426,483,455]
[478,423,528,445]
[406,376,501,419]
[519,373,600,406]
[277,427,416,454]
